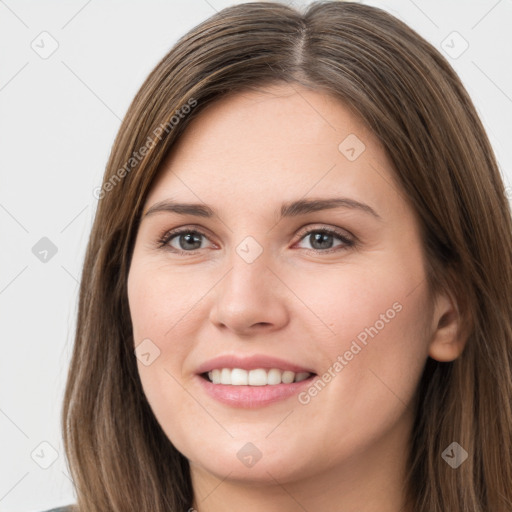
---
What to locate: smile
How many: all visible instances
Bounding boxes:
[204,368,313,386]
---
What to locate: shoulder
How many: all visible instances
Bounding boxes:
[39,506,75,512]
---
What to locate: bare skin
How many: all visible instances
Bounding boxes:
[127,82,464,512]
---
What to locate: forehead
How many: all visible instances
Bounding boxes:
[144,83,400,218]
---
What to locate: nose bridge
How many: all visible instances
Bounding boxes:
[234,234,266,267]
[223,234,272,302]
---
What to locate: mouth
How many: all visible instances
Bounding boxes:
[200,368,315,386]
[196,365,317,408]
[195,354,317,407]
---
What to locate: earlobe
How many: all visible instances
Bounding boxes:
[427,292,467,362]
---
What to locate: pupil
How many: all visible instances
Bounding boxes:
[181,232,201,250]
[311,232,333,249]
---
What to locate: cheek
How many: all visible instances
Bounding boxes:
[299,254,430,438]
[127,261,222,431]
[292,237,429,378]
[289,251,429,362]
[128,260,206,343]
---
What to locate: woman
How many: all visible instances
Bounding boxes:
[50,1,512,511]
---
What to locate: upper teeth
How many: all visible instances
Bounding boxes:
[207,368,311,386]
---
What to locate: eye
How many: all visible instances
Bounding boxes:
[158,229,212,253]
[156,225,355,255]
[295,227,355,253]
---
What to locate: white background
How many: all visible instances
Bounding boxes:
[1,1,511,511]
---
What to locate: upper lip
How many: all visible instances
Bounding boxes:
[196,354,316,375]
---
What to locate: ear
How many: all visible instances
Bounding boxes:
[427,291,467,362]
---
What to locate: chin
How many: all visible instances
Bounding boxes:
[184,434,315,485]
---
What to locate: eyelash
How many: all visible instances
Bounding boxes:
[156,225,356,255]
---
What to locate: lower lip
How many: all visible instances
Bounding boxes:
[196,374,316,408]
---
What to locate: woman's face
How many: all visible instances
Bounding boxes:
[127,83,435,486]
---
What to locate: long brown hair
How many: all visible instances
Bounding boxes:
[62,2,512,510]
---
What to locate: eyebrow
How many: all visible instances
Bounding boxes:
[142,197,381,221]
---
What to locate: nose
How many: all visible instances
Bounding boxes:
[208,248,290,336]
